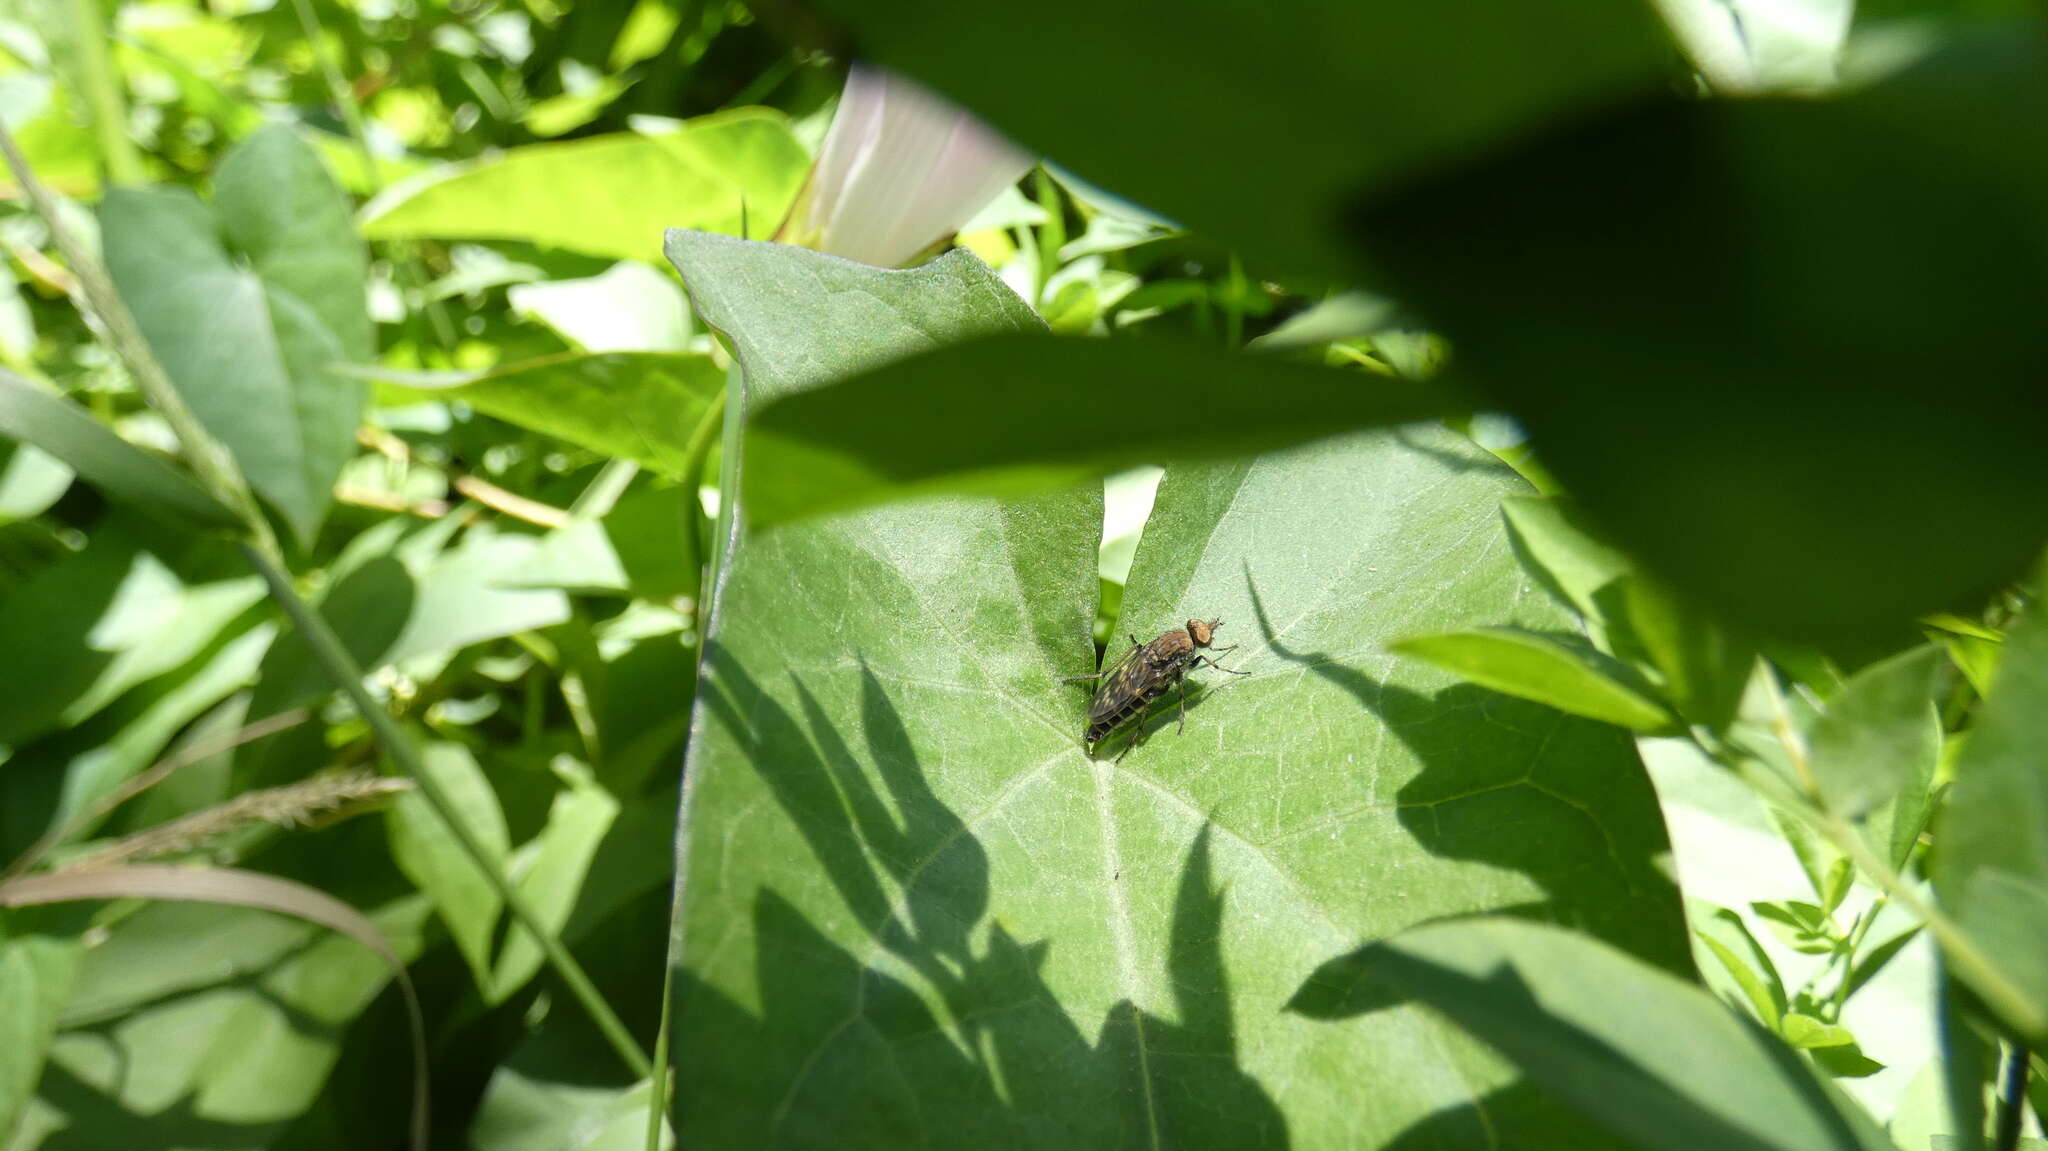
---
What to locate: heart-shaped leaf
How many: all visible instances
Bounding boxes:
[102,124,371,545]
[665,235,1688,1146]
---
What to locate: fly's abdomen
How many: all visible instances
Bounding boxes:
[1086,681,1171,742]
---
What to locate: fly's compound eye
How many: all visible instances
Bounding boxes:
[1185,619,1214,646]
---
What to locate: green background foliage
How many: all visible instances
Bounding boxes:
[1,0,2044,1148]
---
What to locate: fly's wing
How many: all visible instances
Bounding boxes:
[1088,642,1163,725]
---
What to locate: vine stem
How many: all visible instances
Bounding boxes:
[1745,679,2048,1040]
[69,0,145,185]
[246,543,651,1077]
[0,120,271,554]
[1,117,651,1079]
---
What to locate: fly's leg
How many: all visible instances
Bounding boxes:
[1197,646,1252,676]
[1175,675,1189,734]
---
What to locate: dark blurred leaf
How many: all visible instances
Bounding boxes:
[663,232,1466,527]
[804,0,1676,281]
[1933,596,2048,1043]
[366,352,722,480]
[101,124,371,545]
[1391,626,1677,732]
[1351,32,2048,644]
[0,370,238,531]
[1292,918,1895,1151]
[361,110,808,263]
[743,330,1468,528]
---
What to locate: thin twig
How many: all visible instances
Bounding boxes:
[336,485,450,519]
[246,542,652,1077]
[453,474,570,528]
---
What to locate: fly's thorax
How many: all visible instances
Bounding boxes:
[1150,629,1195,661]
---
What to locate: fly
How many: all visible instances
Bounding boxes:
[1063,618,1249,757]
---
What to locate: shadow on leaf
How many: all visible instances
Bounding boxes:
[678,651,1288,1148]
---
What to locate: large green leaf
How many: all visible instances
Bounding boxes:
[367,352,723,479]
[1933,596,2048,1043]
[0,370,238,531]
[799,0,1675,281]
[1297,917,1894,1151]
[666,232,1685,1146]
[1350,32,2048,644]
[101,124,371,545]
[360,110,809,263]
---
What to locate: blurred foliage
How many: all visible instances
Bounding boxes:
[1,0,2045,1149]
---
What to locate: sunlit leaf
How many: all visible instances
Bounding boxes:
[361,110,809,263]
[0,369,238,531]
[1392,627,1677,732]
[385,741,509,991]
[363,352,723,479]
[1294,917,1894,1151]
[665,219,1685,1147]
[1805,645,1941,819]
[101,125,371,544]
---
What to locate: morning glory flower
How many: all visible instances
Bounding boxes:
[781,62,1034,268]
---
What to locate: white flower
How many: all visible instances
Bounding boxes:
[782,63,1035,268]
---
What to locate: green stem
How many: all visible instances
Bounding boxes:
[569,459,642,519]
[676,386,726,608]
[246,542,651,1078]
[1824,900,1880,1022]
[0,119,269,551]
[1737,687,2048,1039]
[70,0,144,185]
[644,969,675,1151]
